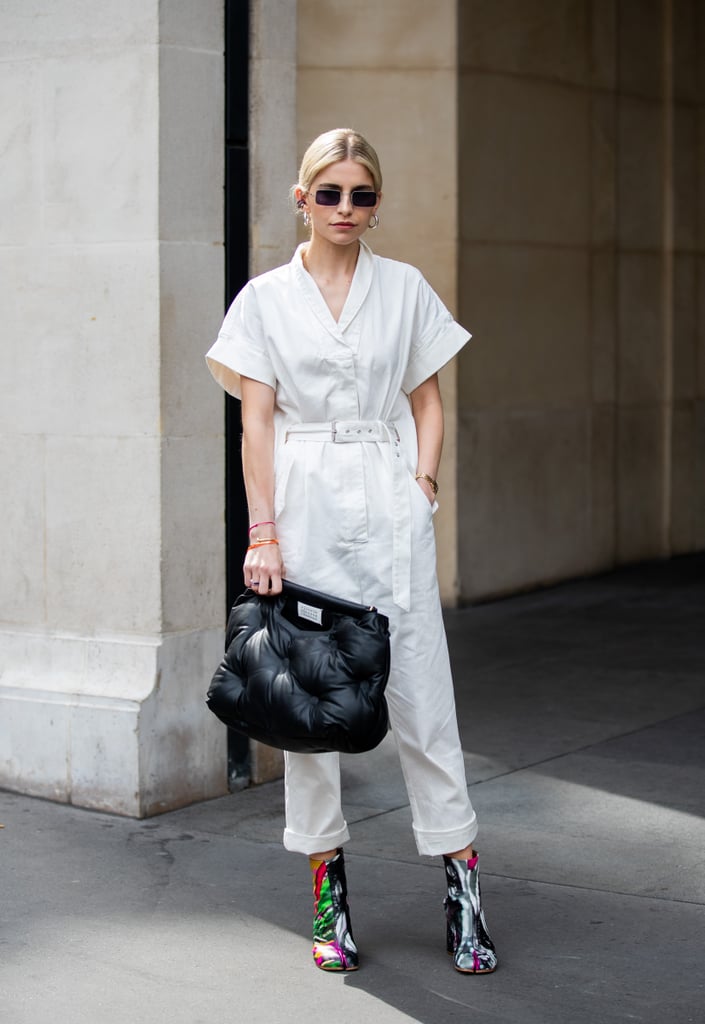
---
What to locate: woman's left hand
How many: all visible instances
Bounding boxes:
[416,477,435,505]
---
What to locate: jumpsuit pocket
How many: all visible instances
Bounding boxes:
[408,472,438,520]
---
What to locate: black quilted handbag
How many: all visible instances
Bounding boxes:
[206,580,390,754]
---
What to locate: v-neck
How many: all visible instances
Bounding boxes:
[294,241,374,341]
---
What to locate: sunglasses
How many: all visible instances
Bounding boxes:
[310,188,378,208]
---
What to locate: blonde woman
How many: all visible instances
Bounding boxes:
[206,129,497,975]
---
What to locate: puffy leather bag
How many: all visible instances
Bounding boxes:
[206,580,390,754]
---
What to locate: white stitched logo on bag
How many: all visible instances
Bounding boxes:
[297,600,323,626]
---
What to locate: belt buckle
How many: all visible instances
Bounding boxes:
[331,420,338,442]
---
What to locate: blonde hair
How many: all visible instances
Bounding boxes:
[292,129,382,213]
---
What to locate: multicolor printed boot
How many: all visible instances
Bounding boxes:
[310,849,359,972]
[443,853,498,974]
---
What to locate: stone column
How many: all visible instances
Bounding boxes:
[0,0,228,815]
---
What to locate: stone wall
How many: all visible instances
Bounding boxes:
[0,0,229,814]
[457,0,705,600]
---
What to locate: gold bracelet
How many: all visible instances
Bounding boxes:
[415,472,438,496]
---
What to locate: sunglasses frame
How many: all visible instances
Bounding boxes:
[308,188,378,208]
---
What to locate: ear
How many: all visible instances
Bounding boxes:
[294,187,307,208]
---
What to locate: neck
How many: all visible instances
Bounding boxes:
[303,237,362,279]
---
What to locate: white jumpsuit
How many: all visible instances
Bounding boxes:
[206,241,478,856]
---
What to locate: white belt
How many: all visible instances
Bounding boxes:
[285,420,412,611]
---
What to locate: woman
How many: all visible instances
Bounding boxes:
[206,129,497,975]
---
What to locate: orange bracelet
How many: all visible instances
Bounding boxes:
[247,539,280,550]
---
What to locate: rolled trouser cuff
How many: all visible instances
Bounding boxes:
[283,823,351,856]
[412,815,478,857]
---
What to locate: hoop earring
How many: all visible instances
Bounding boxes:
[369,213,379,229]
[303,210,311,228]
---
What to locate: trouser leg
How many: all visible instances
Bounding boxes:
[283,750,351,854]
[385,613,478,857]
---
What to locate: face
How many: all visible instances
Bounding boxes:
[296,159,381,247]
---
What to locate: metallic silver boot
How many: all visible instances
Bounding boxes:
[443,854,497,974]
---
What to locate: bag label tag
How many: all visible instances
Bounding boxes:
[297,600,323,626]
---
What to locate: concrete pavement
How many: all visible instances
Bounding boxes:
[2,556,704,1023]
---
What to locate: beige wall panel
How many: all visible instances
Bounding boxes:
[616,406,665,561]
[459,0,589,85]
[1,243,160,439]
[0,436,45,626]
[0,0,157,58]
[250,0,297,278]
[698,107,705,251]
[160,242,226,438]
[158,0,223,51]
[590,0,617,90]
[673,105,698,253]
[458,73,590,246]
[591,248,618,403]
[161,435,225,633]
[159,46,223,243]
[617,0,663,99]
[673,253,698,401]
[458,244,591,410]
[0,60,42,244]
[670,403,697,553]
[617,98,664,250]
[591,93,618,245]
[672,0,699,102]
[589,403,617,566]
[297,67,457,293]
[699,0,705,102]
[44,436,162,634]
[457,410,592,598]
[43,49,159,243]
[617,252,665,403]
[299,0,456,69]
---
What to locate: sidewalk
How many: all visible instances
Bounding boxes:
[2,557,704,1023]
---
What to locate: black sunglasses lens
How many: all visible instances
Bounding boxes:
[352,191,377,207]
[314,189,377,207]
[315,189,339,206]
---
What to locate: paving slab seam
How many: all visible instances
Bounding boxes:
[477,870,705,906]
[460,703,705,787]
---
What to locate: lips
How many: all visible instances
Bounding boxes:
[332,222,355,228]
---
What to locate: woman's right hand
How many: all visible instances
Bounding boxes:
[243,541,285,596]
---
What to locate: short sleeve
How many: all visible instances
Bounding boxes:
[401,272,471,395]
[205,283,276,399]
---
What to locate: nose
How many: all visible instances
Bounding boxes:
[337,191,353,214]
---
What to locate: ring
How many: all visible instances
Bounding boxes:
[249,580,259,587]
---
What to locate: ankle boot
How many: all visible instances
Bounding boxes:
[310,849,359,971]
[443,854,497,974]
